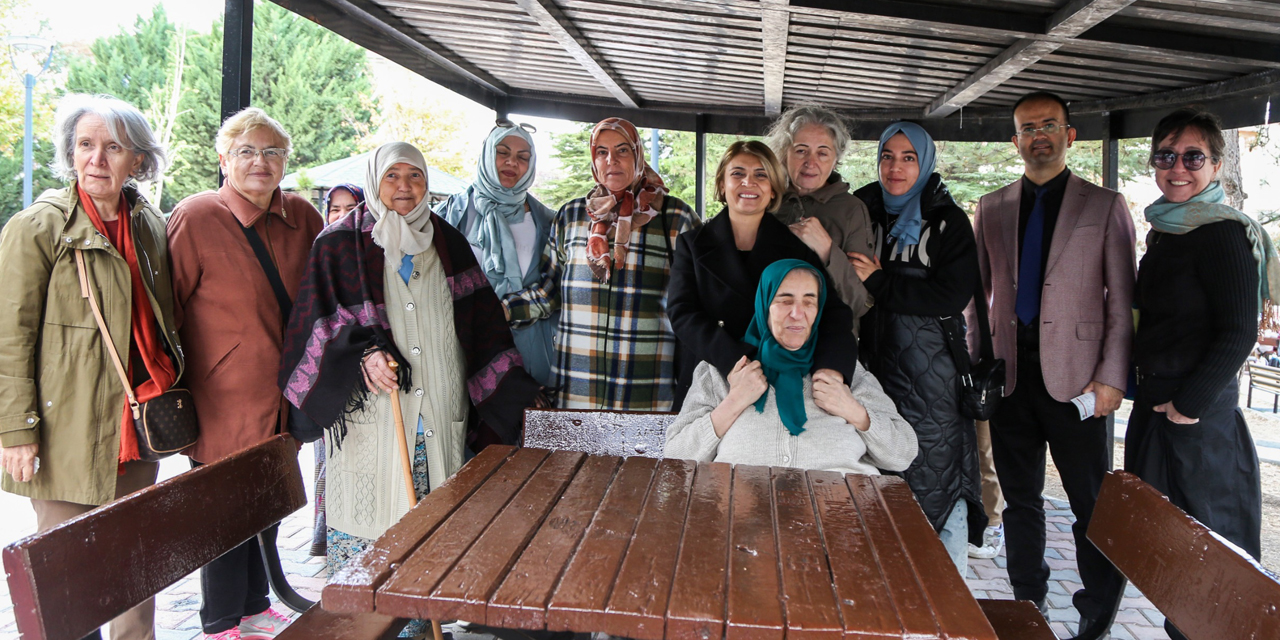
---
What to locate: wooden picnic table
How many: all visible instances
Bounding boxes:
[322,445,997,640]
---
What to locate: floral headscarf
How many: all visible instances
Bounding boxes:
[585,118,668,282]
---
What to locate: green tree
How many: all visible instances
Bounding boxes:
[64,2,375,207]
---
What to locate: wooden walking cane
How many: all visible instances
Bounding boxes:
[386,361,446,640]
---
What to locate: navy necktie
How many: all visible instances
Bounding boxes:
[1015,186,1049,325]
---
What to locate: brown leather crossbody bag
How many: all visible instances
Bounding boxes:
[75,249,198,460]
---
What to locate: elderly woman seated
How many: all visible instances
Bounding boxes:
[665,259,917,474]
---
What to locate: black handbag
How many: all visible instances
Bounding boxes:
[940,283,1005,421]
[75,249,198,460]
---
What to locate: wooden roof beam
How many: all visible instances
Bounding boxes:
[514,0,641,109]
[762,0,790,116]
[925,0,1136,117]
[318,0,508,97]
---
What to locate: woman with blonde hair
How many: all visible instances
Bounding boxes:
[167,106,324,640]
[668,140,857,405]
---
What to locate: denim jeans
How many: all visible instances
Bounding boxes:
[937,498,969,577]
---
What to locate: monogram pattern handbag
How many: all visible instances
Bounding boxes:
[75,249,198,461]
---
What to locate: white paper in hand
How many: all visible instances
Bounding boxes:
[1070,392,1096,421]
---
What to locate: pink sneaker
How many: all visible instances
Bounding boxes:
[239,607,293,639]
[204,629,242,640]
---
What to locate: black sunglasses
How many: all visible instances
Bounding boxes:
[1151,149,1216,171]
[494,118,537,134]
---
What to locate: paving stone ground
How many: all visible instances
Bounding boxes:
[0,447,1171,640]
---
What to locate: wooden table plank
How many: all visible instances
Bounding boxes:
[546,456,660,632]
[375,447,551,619]
[323,445,518,613]
[666,462,733,640]
[600,457,698,640]
[874,477,996,640]
[424,450,588,622]
[771,467,842,640]
[726,464,784,640]
[846,475,940,639]
[486,455,623,630]
[806,471,903,640]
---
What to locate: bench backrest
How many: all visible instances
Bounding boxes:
[3,436,306,640]
[1087,471,1280,640]
[521,409,674,458]
[1248,362,1280,386]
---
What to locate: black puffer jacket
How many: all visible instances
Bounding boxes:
[854,174,985,540]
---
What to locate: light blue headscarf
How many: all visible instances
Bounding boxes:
[1146,180,1280,305]
[469,124,537,294]
[877,122,937,247]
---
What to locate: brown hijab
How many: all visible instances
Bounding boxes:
[585,117,668,282]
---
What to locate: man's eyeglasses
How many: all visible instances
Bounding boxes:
[1015,123,1071,138]
[1150,149,1216,171]
[229,147,288,162]
[494,118,537,134]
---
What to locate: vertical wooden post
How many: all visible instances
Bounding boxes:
[220,0,253,186]
[1101,111,1120,192]
[695,113,707,219]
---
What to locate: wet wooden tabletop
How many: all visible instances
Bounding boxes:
[323,445,996,640]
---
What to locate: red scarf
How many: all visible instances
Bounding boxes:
[77,185,177,465]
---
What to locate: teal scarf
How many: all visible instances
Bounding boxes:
[742,259,826,436]
[471,125,537,295]
[1145,181,1280,305]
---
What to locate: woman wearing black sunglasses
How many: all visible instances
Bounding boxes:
[1127,107,1278,640]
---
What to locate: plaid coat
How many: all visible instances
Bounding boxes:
[549,195,701,411]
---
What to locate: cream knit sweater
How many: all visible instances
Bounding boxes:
[665,360,918,474]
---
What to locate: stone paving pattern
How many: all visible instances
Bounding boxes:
[0,481,1170,639]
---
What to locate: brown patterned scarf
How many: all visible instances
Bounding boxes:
[585,118,667,282]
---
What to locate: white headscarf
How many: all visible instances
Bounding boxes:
[366,142,434,260]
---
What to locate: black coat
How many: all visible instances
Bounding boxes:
[668,210,858,405]
[854,175,984,538]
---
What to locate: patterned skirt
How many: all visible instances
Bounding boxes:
[326,432,432,638]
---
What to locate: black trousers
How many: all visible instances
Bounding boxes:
[990,353,1125,622]
[191,460,273,634]
[1126,378,1262,640]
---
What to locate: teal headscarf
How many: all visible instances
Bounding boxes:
[469,124,537,295]
[878,122,937,247]
[742,259,827,436]
[1145,180,1280,306]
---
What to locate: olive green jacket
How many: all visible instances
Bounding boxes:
[0,184,183,505]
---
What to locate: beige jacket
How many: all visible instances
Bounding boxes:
[0,185,183,505]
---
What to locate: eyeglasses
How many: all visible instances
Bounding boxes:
[494,118,537,134]
[229,147,288,162]
[1015,123,1071,137]
[1151,149,1216,171]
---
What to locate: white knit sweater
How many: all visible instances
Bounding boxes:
[665,360,918,474]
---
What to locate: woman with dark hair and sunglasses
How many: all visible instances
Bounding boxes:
[1128,107,1276,640]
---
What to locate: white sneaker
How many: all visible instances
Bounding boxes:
[967,524,1004,559]
[239,606,293,640]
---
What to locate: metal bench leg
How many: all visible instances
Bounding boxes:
[257,525,317,613]
[432,620,445,640]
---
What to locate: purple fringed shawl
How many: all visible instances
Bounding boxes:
[278,202,539,449]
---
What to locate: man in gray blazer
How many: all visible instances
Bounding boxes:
[971,91,1135,640]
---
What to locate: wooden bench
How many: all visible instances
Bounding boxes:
[2,436,405,640]
[976,599,1056,639]
[1088,470,1280,639]
[521,408,674,458]
[1246,362,1280,412]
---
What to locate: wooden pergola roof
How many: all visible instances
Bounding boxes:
[269,0,1280,142]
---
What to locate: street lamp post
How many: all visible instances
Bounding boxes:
[7,36,54,209]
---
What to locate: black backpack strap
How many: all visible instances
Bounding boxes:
[239,222,293,322]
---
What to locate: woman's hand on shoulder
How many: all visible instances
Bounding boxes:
[812,370,870,431]
[361,350,400,395]
[849,252,881,282]
[725,356,767,410]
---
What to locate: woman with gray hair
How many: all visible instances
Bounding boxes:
[0,93,180,640]
[765,104,876,332]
